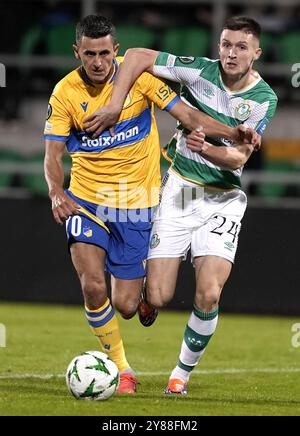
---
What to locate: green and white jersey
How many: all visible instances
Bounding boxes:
[154,53,278,190]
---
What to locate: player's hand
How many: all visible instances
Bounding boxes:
[83,104,122,138]
[233,125,262,151]
[49,189,81,225]
[186,127,206,153]
[248,129,261,151]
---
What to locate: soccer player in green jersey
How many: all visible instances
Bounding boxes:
[83,16,277,395]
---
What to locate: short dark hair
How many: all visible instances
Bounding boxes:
[76,15,117,45]
[223,16,261,40]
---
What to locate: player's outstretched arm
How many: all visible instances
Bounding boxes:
[44,139,80,225]
[186,129,257,170]
[84,49,159,137]
[110,48,158,110]
[168,100,261,148]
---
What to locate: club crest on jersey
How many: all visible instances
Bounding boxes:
[80,101,89,112]
[235,102,252,121]
[150,233,160,249]
[179,56,195,64]
[83,226,93,238]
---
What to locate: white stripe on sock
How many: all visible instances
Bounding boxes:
[179,340,206,367]
[188,311,218,336]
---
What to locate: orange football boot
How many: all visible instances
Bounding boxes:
[164,378,188,395]
[116,373,137,394]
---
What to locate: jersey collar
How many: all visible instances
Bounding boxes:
[79,66,95,87]
[109,58,118,84]
[218,63,262,95]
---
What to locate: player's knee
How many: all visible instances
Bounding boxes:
[118,307,136,320]
[81,276,106,296]
[147,286,171,308]
[112,296,138,320]
[195,288,220,312]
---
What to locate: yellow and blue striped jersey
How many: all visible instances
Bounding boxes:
[44,57,179,208]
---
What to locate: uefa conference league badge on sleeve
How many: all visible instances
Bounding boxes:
[178,57,195,64]
[45,103,53,132]
[47,104,52,120]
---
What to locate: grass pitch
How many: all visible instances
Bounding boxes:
[0,302,299,416]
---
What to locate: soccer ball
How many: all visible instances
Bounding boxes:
[66,351,119,400]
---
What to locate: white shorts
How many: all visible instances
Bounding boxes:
[148,170,247,264]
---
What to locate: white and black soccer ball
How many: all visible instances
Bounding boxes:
[66,351,119,400]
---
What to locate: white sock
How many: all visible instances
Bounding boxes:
[170,305,219,382]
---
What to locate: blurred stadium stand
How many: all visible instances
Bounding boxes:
[0,0,300,312]
[0,0,299,201]
[116,25,156,56]
[161,27,211,57]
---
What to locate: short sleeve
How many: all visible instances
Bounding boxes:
[44,84,72,141]
[244,94,278,136]
[137,72,180,112]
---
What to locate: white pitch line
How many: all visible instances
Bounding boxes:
[0,374,64,380]
[0,368,300,380]
[141,368,300,376]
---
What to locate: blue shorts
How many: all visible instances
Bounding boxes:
[65,190,154,280]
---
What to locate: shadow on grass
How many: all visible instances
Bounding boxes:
[0,381,67,398]
[1,380,300,413]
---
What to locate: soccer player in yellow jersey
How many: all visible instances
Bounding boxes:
[44,15,258,394]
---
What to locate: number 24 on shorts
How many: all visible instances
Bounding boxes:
[210,215,241,244]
